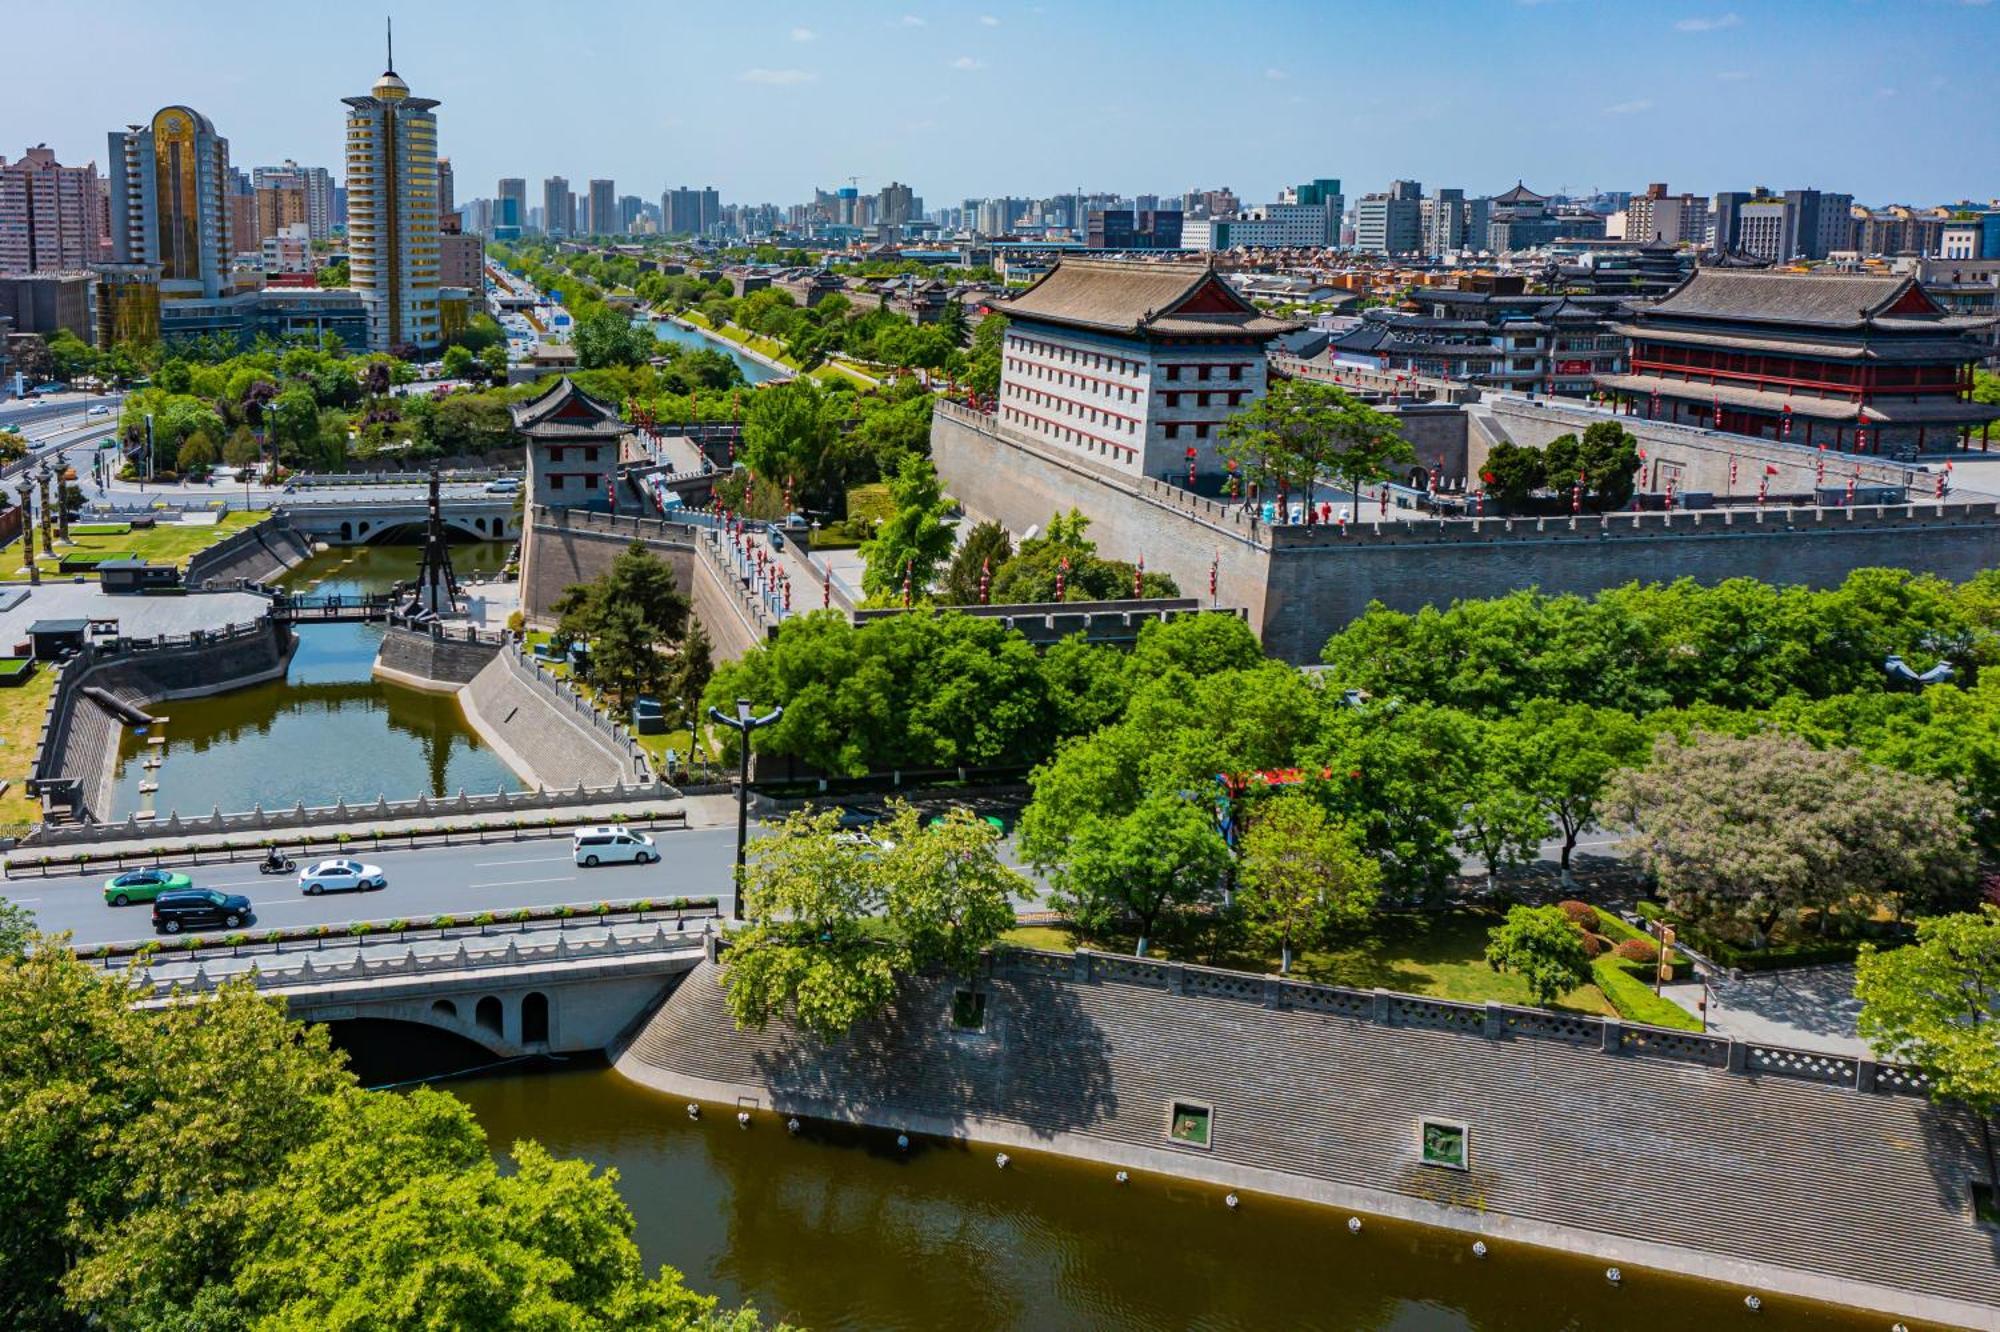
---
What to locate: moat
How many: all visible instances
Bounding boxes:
[440,1064,1909,1332]
[109,542,521,816]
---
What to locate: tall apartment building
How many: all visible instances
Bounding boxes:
[108,106,234,301]
[542,176,572,236]
[254,184,307,242]
[617,194,643,232]
[878,181,915,228]
[1790,189,1854,259]
[436,157,455,221]
[587,179,615,236]
[1421,187,1466,255]
[0,145,105,274]
[661,185,718,237]
[343,48,442,351]
[1354,180,1422,255]
[252,160,335,240]
[1623,183,1706,247]
[439,230,483,291]
[1710,190,1753,252]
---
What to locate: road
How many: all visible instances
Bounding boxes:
[17,825,746,949]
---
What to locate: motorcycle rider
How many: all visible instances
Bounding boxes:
[263,845,288,872]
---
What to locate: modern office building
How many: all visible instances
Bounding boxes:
[252,160,335,240]
[587,178,615,236]
[992,258,1298,481]
[0,272,94,341]
[542,176,572,237]
[436,156,455,223]
[496,177,527,238]
[107,106,235,301]
[1598,269,2000,455]
[342,43,443,351]
[1086,208,1184,250]
[0,147,105,275]
[1621,183,1706,247]
[158,286,370,350]
[1354,181,1423,255]
[439,230,483,292]
[1421,187,1467,255]
[93,262,161,346]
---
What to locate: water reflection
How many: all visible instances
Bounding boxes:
[108,542,521,816]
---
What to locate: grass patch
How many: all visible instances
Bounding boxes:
[1000,922,1081,953]
[8,510,261,579]
[0,664,54,824]
[808,362,874,389]
[69,522,132,536]
[846,483,893,524]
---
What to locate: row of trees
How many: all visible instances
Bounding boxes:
[0,921,767,1330]
[1480,420,1642,510]
[550,543,713,725]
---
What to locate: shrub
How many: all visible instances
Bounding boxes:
[1591,955,1702,1031]
[1578,931,1608,959]
[1558,900,1597,929]
[1614,937,1660,963]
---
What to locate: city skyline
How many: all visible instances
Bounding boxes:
[8,0,1999,210]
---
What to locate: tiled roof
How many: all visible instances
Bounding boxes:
[1616,322,1988,363]
[998,258,1300,338]
[1598,372,2000,425]
[509,375,624,434]
[1644,269,1946,328]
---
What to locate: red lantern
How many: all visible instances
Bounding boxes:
[1728,456,1738,491]
[1055,556,1069,603]
[979,557,991,605]
[822,565,832,608]
[1208,551,1218,607]
[1133,554,1144,599]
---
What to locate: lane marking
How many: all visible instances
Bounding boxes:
[467,875,577,889]
[471,856,570,867]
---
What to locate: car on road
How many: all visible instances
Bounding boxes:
[484,476,522,494]
[572,825,658,866]
[833,830,897,853]
[103,867,193,906]
[86,404,111,416]
[298,858,386,895]
[153,888,253,934]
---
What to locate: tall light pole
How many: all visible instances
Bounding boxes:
[706,696,782,922]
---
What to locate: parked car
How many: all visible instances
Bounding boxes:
[297,858,386,895]
[152,888,253,934]
[103,867,193,906]
[572,825,658,867]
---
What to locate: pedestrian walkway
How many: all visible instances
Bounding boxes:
[1660,963,1869,1057]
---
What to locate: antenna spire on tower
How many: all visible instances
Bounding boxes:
[385,15,395,74]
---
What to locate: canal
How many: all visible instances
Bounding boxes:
[445,1064,1903,1332]
[648,316,788,384]
[109,542,521,817]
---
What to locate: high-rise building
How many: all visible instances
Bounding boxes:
[542,176,571,236]
[342,37,442,351]
[1622,183,1706,248]
[1421,187,1466,255]
[587,179,615,236]
[1710,190,1752,252]
[617,194,643,232]
[496,177,526,239]
[436,156,454,221]
[252,160,336,240]
[0,145,105,274]
[878,181,915,228]
[108,106,234,301]
[254,184,307,242]
[439,230,483,291]
[1355,180,1422,255]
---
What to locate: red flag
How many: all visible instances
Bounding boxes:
[1764,464,1780,476]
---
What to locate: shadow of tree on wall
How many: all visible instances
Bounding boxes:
[751,967,1117,1142]
[1916,1103,2000,1272]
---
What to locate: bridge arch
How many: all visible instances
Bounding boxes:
[475,995,504,1035]
[522,991,550,1045]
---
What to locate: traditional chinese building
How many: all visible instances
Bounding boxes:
[1598,269,2000,457]
[1327,276,1629,396]
[511,375,623,512]
[993,257,1299,482]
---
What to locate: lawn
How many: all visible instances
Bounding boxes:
[808,362,875,390]
[1000,907,1617,1017]
[7,510,261,579]
[679,312,802,369]
[845,483,893,524]
[0,663,55,829]
[520,631,714,767]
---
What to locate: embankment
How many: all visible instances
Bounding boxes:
[617,951,1998,1331]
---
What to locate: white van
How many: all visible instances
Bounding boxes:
[572,825,658,867]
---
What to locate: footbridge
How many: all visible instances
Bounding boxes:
[279,496,522,545]
[120,907,715,1056]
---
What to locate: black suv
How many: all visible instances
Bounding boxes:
[152,889,254,935]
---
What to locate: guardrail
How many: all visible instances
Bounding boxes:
[10,811,691,877]
[127,910,717,997]
[288,469,512,487]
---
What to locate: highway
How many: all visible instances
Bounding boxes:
[15,825,748,949]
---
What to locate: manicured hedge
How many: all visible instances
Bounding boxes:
[1591,955,1703,1031]
[70,522,132,536]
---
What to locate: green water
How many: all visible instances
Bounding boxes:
[110,543,521,816]
[447,1065,1914,1332]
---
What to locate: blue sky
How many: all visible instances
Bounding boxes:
[6,0,1996,210]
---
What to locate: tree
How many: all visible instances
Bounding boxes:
[571,308,655,369]
[315,258,349,288]
[1510,699,1650,887]
[859,453,956,603]
[0,897,30,959]
[723,805,1026,1039]
[1610,731,1976,948]
[1544,419,1641,510]
[1219,378,1413,521]
[740,378,845,511]
[941,519,1012,604]
[1856,907,2000,1202]
[1455,723,1550,891]
[1485,904,1592,1006]
[440,343,475,379]
[936,294,968,345]
[478,342,510,383]
[1480,439,1546,504]
[964,313,1007,398]
[670,619,715,732]
[175,430,217,475]
[1236,794,1380,972]
[549,543,689,701]
[1046,793,1230,957]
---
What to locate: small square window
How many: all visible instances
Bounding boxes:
[1167,1101,1212,1149]
[1419,1118,1469,1171]
[951,990,987,1031]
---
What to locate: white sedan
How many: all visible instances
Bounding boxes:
[298,858,387,895]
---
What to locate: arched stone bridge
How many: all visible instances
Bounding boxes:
[131,917,711,1057]
[279,497,522,546]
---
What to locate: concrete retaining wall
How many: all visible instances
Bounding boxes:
[373,624,501,693]
[184,515,313,588]
[618,953,1998,1331]
[522,508,695,623]
[458,650,641,790]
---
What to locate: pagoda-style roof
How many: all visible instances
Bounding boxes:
[1642,269,1959,329]
[1492,181,1548,206]
[509,376,626,439]
[1598,372,2000,427]
[997,258,1300,339]
[1614,321,1988,364]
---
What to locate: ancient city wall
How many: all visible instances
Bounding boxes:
[618,952,1997,1331]
[184,515,314,588]
[457,647,648,790]
[372,623,501,693]
[522,508,696,623]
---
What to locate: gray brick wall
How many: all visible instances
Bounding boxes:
[621,953,1997,1327]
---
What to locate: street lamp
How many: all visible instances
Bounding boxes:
[706,696,783,922]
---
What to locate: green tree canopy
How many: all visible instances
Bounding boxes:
[1219,378,1413,519]
[1236,794,1380,972]
[859,454,956,603]
[1485,904,1593,1007]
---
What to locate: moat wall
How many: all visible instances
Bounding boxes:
[618,951,1999,1331]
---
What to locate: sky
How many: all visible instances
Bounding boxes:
[4,0,1997,211]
